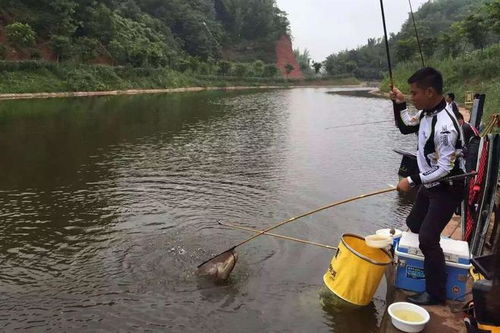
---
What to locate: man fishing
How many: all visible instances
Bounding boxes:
[390,67,465,305]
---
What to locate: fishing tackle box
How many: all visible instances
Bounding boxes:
[394,232,471,301]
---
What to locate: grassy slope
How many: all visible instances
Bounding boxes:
[0,61,360,95]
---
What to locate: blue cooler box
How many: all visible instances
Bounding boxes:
[395,232,471,301]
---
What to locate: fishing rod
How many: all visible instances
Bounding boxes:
[379,0,393,89]
[408,0,425,67]
[196,186,396,270]
[325,120,392,130]
[219,221,338,250]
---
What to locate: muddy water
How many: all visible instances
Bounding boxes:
[0,88,416,332]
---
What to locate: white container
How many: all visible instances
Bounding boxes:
[365,234,392,248]
[376,228,403,247]
[397,232,470,264]
[388,302,430,333]
[376,228,403,239]
[395,232,471,301]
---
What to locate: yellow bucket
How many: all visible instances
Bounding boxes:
[478,323,500,333]
[323,233,392,306]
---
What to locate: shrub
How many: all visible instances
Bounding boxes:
[0,45,7,59]
[6,22,36,48]
[263,64,278,77]
[218,61,232,76]
[51,35,74,61]
[66,68,105,91]
[30,49,42,60]
[253,60,264,76]
[234,63,247,77]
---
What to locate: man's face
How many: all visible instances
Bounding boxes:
[410,83,434,110]
[445,95,451,103]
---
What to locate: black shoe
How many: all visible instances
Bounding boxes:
[407,292,445,305]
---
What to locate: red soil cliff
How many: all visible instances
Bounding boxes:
[275,34,303,79]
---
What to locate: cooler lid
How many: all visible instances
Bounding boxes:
[397,231,470,264]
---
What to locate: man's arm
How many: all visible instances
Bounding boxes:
[393,102,420,134]
[390,87,419,135]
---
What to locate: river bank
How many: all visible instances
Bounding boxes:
[0,60,362,99]
[0,82,368,101]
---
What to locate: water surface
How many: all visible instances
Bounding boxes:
[0,88,416,332]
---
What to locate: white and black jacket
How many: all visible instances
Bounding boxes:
[393,99,465,188]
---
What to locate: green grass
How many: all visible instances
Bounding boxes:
[0,61,363,96]
[380,43,500,122]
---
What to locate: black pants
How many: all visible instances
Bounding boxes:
[406,183,464,301]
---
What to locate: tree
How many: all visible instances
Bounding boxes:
[263,64,278,77]
[294,48,312,73]
[455,14,488,49]
[51,35,73,61]
[312,62,322,74]
[439,32,460,58]
[6,23,36,48]
[284,63,294,78]
[485,0,500,34]
[218,61,232,76]
[234,63,247,77]
[395,38,416,62]
[253,60,264,76]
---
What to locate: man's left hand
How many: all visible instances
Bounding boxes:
[397,178,411,192]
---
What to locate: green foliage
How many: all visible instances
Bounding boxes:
[453,14,488,49]
[218,61,232,76]
[51,35,73,61]
[0,45,7,59]
[198,62,211,75]
[294,48,314,76]
[263,64,278,77]
[395,38,417,62]
[30,49,42,60]
[324,0,497,80]
[380,43,500,121]
[75,37,100,62]
[253,60,264,76]
[284,63,294,75]
[1,0,290,66]
[217,0,289,42]
[0,60,297,94]
[106,13,173,67]
[485,0,500,34]
[234,63,247,77]
[5,22,36,48]
[312,62,322,74]
[67,68,104,91]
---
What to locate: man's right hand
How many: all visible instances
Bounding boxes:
[390,87,406,104]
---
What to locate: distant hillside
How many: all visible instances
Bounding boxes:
[324,0,498,80]
[0,0,290,67]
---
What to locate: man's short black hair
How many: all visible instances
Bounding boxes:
[447,92,455,100]
[407,67,443,94]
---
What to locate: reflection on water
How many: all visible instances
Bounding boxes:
[0,88,417,331]
[320,288,382,333]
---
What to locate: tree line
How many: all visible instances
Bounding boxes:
[0,0,289,69]
[323,0,499,80]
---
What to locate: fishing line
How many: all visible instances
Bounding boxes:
[325,120,392,130]
[408,0,425,67]
[378,0,393,89]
